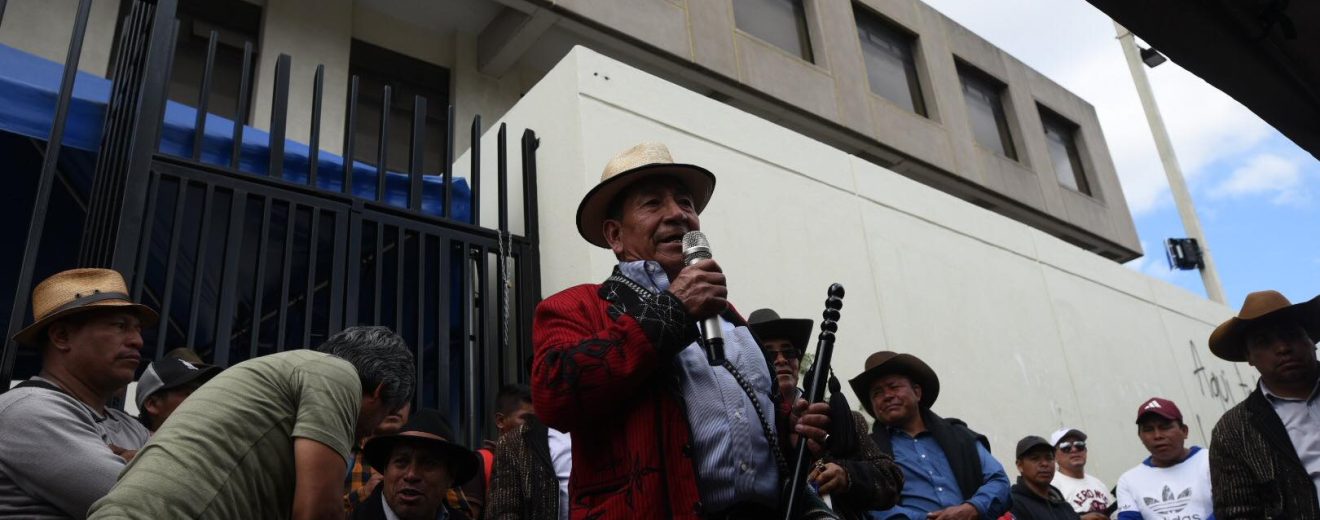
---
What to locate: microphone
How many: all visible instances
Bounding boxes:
[681,231,725,366]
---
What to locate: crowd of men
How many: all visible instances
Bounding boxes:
[0,142,1316,519]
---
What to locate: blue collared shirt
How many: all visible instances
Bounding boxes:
[870,428,1011,519]
[617,260,780,511]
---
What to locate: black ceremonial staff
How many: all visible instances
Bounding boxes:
[783,283,845,519]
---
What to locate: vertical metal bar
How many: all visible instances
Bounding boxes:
[342,76,359,195]
[409,96,426,211]
[155,19,180,153]
[469,116,482,226]
[328,209,348,332]
[443,104,454,219]
[268,54,291,179]
[436,237,452,415]
[459,244,474,444]
[303,209,321,348]
[0,0,8,27]
[153,181,192,356]
[184,184,216,346]
[376,86,391,202]
[395,227,405,334]
[230,41,254,169]
[477,246,494,441]
[497,123,509,233]
[276,203,297,351]
[373,222,384,324]
[213,190,248,366]
[248,198,273,359]
[3,0,96,381]
[344,209,363,326]
[415,233,426,402]
[309,64,324,188]
[192,30,218,161]
[131,173,161,302]
[521,130,541,247]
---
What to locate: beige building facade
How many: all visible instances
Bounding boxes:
[2,0,1140,261]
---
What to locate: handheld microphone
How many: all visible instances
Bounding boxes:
[681,231,725,366]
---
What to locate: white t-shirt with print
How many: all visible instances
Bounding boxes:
[1115,446,1213,520]
[1052,471,1114,513]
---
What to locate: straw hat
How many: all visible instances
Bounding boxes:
[13,268,158,346]
[848,351,941,418]
[1208,290,1320,362]
[575,142,716,248]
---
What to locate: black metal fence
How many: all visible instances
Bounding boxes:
[0,0,541,445]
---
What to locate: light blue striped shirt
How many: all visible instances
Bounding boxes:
[618,260,781,511]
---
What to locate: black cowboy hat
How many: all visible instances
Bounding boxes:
[364,409,480,485]
[747,308,814,355]
[848,351,941,418]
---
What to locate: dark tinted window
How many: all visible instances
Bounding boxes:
[855,6,925,116]
[349,40,451,175]
[1041,107,1090,195]
[733,0,814,62]
[958,63,1017,160]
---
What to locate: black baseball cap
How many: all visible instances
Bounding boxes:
[135,357,221,410]
[1015,435,1054,459]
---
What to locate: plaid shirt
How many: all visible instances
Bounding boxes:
[343,444,476,516]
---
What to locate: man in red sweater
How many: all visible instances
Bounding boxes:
[531,142,832,519]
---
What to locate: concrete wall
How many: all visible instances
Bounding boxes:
[0,0,122,77]
[476,47,1244,484]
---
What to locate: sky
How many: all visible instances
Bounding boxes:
[919,0,1320,308]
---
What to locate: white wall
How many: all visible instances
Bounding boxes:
[476,47,1244,484]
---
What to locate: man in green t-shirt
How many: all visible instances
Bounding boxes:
[88,326,416,520]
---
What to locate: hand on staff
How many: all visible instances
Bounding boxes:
[790,399,831,455]
[668,259,727,320]
[807,461,849,496]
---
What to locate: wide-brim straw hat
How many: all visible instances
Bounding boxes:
[747,308,814,355]
[13,268,158,346]
[576,142,716,248]
[1208,290,1320,362]
[848,351,941,418]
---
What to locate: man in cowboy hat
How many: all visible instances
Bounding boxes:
[89,325,416,520]
[748,308,901,517]
[1206,290,1320,518]
[134,357,222,432]
[353,408,480,520]
[0,268,157,518]
[530,142,833,518]
[849,351,1010,520]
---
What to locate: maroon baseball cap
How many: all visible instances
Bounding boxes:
[1135,397,1183,423]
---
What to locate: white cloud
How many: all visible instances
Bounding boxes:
[920,0,1274,216]
[1208,153,1310,206]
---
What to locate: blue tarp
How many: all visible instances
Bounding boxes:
[0,43,471,220]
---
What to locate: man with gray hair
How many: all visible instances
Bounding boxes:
[89,326,416,520]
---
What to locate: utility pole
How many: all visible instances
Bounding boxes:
[1115,22,1226,304]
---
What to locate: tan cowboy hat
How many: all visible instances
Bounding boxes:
[848,351,940,418]
[575,142,716,248]
[13,268,158,346]
[1208,290,1320,362]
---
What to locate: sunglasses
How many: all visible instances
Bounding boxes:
[1057,441,1087,453]
[764,349,803,362]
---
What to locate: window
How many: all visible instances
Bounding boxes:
[957,63,1017,160]
[854,6,925,116]
[1040,107,1091,195]
[733,0,814,62]
[349,40,451,174]
[153,0,262,123]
